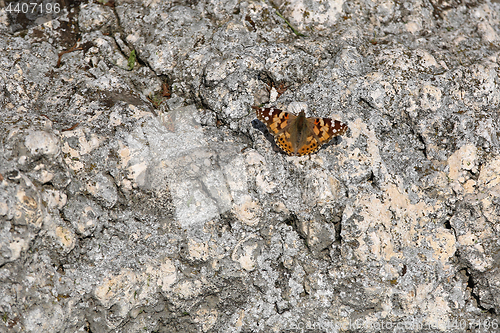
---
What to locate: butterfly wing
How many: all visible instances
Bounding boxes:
[312,117,349,144]
[254,106,298,155]
[254,107,295,135]
[295,117,349,156]
[295,134,321,156]
[274,131,295,155]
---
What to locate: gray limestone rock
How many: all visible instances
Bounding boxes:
[0,0,499,332]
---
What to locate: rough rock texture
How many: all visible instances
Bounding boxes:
[1,0,500,332]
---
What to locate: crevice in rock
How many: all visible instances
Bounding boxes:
[443,220,452,229]
[460,265,496,315]
[366,169,381,191]
[284,213,306,245]
[359,96,377,109]
[415,131,429,160]
[219,211,235,233]
[401,107,428,160]
[334,218,342,246]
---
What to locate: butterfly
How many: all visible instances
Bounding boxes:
[253,106,348,156]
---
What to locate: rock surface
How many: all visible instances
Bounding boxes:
[0,0,499,332]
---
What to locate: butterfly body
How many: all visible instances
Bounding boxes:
[254,106,348,156]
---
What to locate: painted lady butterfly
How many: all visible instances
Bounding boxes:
[253,106,348,156]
